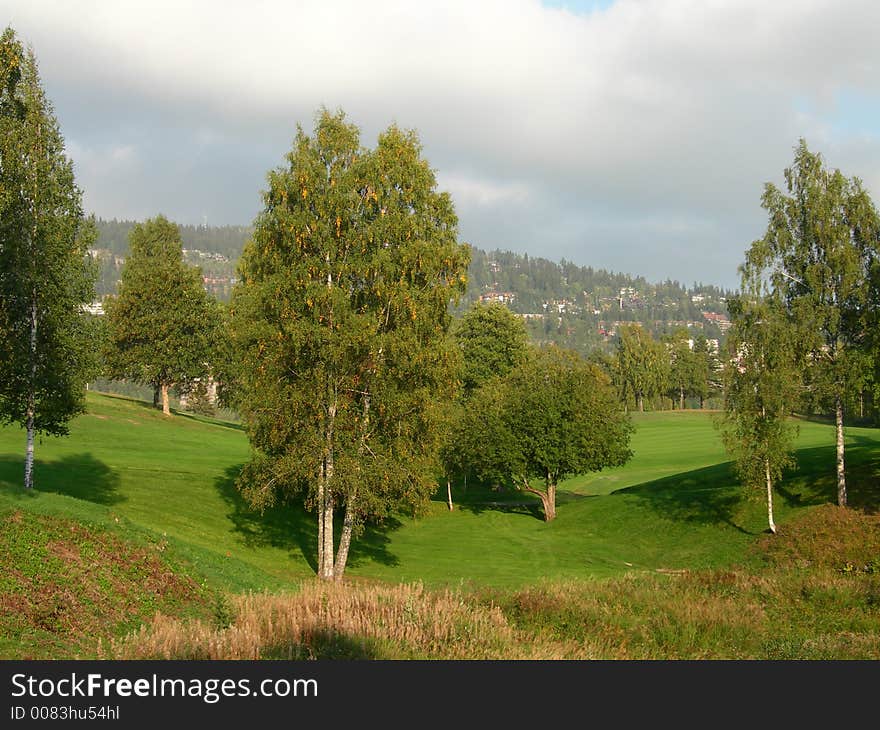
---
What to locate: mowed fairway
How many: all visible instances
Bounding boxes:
[1,392,877,591]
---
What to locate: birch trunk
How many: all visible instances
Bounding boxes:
[319,402,336,580]
[161,383,170,416]
[333,490,355,581]
[24,296,38,489]
[321,447,335,580]
[836,394,847,507]
[447,480,454,511]
[317,457,325,577]
[334,393,369,580]
[765,457,776,534]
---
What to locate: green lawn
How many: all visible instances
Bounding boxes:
[1,392,877,592]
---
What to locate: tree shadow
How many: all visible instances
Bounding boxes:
[173,410,244,432]
[0,453,124,505]
[434,477,597,521]
[613,461,752,533]
[615,434,880,528]
[780,438,880,513]
[214,465,400,573]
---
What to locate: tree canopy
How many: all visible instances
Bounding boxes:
[229,108,470,580]
[453,301,529,394]
[615,324,668,412]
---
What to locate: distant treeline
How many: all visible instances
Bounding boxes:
[93,218,732,352]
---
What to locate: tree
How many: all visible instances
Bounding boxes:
[103,216,220,416]
[690,333,719,409]
[0,28,98,489]
[229,109,469,581]
[440,300,530,508]
[741,140,880,507]
[664,328,700,410]
[457,346,632,521]
[452,301,529,394]
[615,324,668,412]
[720,295,800,533]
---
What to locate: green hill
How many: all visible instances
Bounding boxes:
[2,392,878,658]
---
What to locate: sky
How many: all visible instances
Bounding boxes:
[3,0,880,290]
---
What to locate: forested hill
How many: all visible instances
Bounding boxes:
[92,219,733,353]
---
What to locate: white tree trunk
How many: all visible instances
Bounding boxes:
[765,457,776,534]
[161,383,171,416]
[836,394,846,507]
[319,403,336,581]
[447,480,454,511]
[334,491,355,581]
[317,457,326,577]
[321,449,335,580]
[24,297,37,489]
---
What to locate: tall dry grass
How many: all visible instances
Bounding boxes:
[103,580,542,660]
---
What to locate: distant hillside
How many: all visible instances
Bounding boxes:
[92,219,733,353]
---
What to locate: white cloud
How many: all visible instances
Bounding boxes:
[5,0,880,286]
[437,173,531,208]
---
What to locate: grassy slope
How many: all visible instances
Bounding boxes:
[1,393,877,594]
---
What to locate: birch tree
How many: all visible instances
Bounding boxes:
[615,324,668,412]
[741,140,880,507]
[0,28,98,489]
[721,295,799,534]
[230,109,469,581]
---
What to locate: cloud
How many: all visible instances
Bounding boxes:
[437,173,532,209]
[5,0,880,288]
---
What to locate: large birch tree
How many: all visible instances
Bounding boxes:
[0,28,98,489]
[741,140,880,507]
[230,109,469,581]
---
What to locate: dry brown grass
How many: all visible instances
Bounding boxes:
[104,580,545,660]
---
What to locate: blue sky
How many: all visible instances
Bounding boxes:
[4,0,880,290]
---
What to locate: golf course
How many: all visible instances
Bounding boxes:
[2,391,878,659]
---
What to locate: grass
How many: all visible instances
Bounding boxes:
[0,508,215,659]
[1,393,877,593]
[103,505,880,660]
[1,391,879,659]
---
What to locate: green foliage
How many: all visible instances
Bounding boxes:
[230,108,469,576]
[720,295,800,530]
[0,28,98,471]
[453,301,529,394]
[455,346,633,520]
[102,216,221,411]
[615,324,669,411]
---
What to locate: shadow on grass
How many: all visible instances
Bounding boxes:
[434,478,600,521]
[262,631,382,659]
[612,460,751,533]
[173,410,244,432]
[0,453,124,505]
[214,465,400,574]
[614,434,880,528]
[780,437,880,513]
